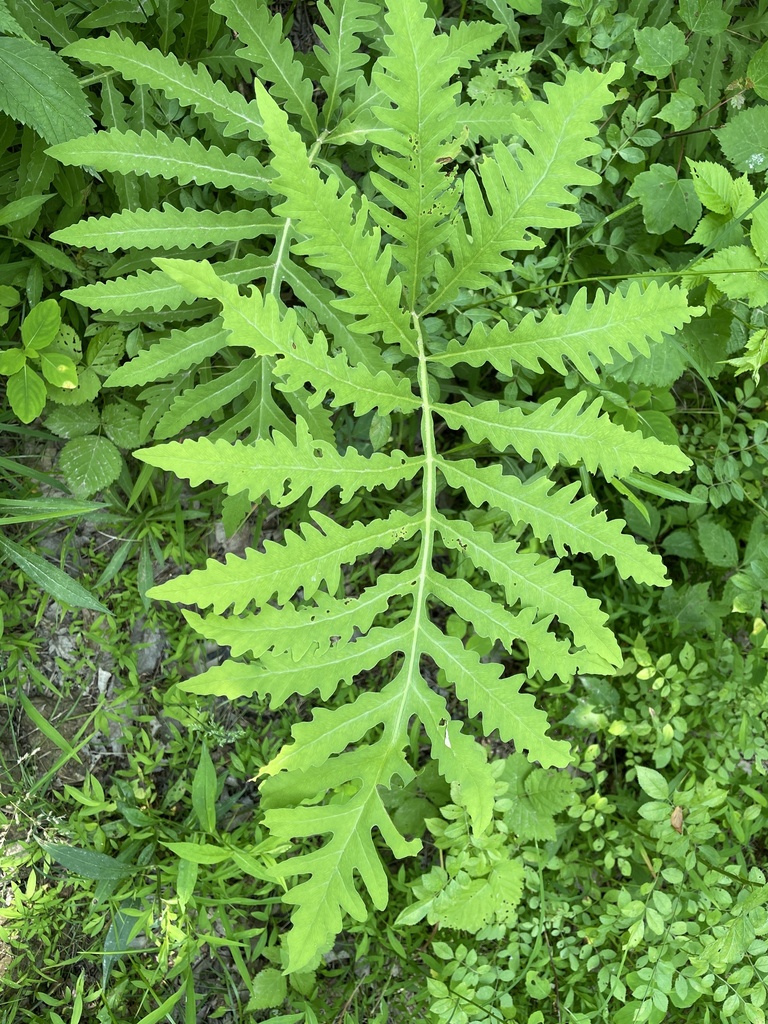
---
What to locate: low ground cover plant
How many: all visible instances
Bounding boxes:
[1,1,767,1022]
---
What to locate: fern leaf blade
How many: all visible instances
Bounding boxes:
[182,570,416,662]
[428,571,579,681]
[104,320,229,387]
[435,513,621,666]
[147,510,423,612]
[48,129,272,193]
[153,357,261,440]
[420,623,570,767]
[438,458,668,586]
[436,394,690,475]
[52,206,280,252]
[253,79,417,355]
[432,282,698,383]
[62,34,264,140]
[137,419,423,506]
[212,0,318,133]
[426,65,624,309]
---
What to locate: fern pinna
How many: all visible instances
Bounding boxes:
[53,0,699,970]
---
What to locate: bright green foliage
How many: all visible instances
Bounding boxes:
[0,34,93,144]
[45,0,693,972]
[0,296,78,422]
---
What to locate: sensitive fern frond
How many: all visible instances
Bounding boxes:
[106,321,229,388]
[140,418,424,506]
[59,0,701,973]
[253,78,418,355]
[437,458,668,585]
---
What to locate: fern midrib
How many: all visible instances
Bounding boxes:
[406,312,437,694]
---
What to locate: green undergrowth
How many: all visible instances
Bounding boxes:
[1,0,768,1022]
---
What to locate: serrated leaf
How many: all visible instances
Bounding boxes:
[687,159,733,215]
[438,458,668,586]
[153,356,261,439]
[697,516,739,568]
[105,320,230,386]
[0,36,94,144]
[431,282,698,384]
[252,77,418,356]
[633,24,689,78]
[7,364,46,423]
[420,623,570,766]
[314,0,378,125]
[435,394,689,476]
[629,165,702,234]
[137,419,423,506]
[247,968,287,1012]
[717,107,768,175]
[45,403,100,438]
[59,435,123,497]
[679,0,730,34]
[427,64,623,311]
[435,513,621,665]
[148,509,423,612]
[212,0,317,133]
[748,40,768,101]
